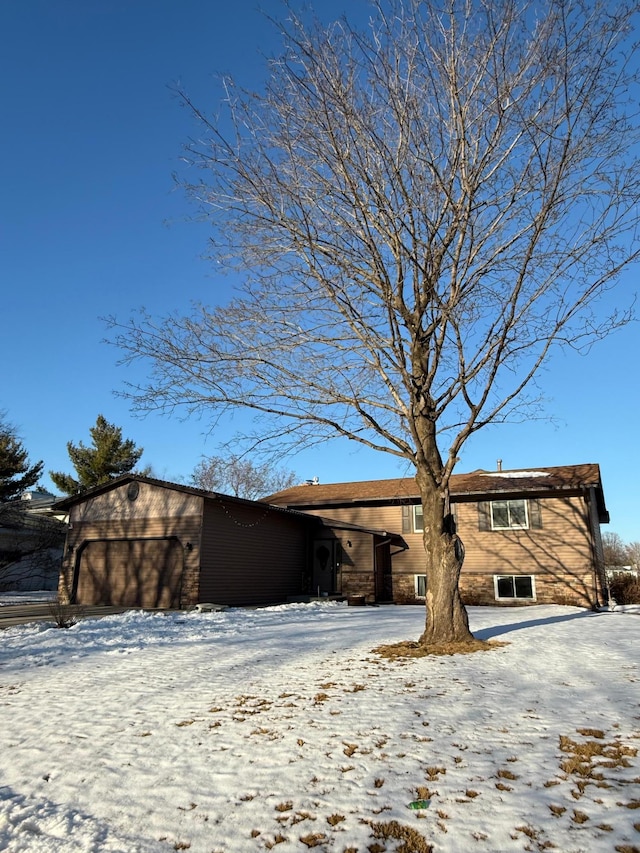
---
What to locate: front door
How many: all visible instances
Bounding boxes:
[312,539,338,596]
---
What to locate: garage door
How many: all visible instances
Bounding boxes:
[76,538,184,608]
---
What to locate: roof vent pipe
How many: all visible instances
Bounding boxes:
[497,459,502,472]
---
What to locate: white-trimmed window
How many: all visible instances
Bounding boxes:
[414,575,426,598]
[413,505,424,533]
[494,574,536,600]
[491,499,528,530]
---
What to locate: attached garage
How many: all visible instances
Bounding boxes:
[56,476,323,609]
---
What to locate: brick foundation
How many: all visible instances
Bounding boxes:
[390,570,600,608]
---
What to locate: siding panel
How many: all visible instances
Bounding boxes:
[199,497,308,606]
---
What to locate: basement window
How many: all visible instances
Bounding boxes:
[414,575,426,598]
[494,575,535,600]
[491,499,528,530]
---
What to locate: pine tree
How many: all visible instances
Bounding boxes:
[49,415,144,495]
[0,416,44,502]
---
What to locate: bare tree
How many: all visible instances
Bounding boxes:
[602,532,630,568]
[192,454,297,500]
[626,541,640,571]
[108,0,640,646]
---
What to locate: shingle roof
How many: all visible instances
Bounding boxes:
[264,463,607,517]
[51,474,407,539]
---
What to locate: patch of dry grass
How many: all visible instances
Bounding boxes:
[576,728,605,739]
[497,769,518,781]
[415,786,433,800]
[559,733,638,792]
[291,811,315,825]
[299,832,327,847]
[369,820,433,853]
[373,639,507,658]
[572,809,589,824]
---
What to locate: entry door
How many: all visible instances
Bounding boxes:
[312,539,338,596]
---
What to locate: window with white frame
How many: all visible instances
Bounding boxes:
[491,499,528,530]
[414,575,426,598]
[413,504,424,532]
[494,574,535,600]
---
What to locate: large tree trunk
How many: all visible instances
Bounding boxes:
[416,464,473,646]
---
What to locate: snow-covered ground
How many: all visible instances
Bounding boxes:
[0,602,638,853]
[0,591,56,606]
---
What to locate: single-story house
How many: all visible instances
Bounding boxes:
[55,476,402,609]
[265,463,609,608]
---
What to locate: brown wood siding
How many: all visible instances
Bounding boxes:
[457,495,591,572]
[198,497,308,606]
[71,481,203,523]
[292,494,601,606]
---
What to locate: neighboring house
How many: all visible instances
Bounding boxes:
[20,489,68,522]
[265,463,609,608]
[55,476,402,608]
[0,496,66,592]
[606,566,638,580]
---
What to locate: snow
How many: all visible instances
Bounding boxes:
[0,602,638,852]
[0,591,56,606]
[484,471,550,478]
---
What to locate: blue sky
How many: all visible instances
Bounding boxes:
[1,1,638,543]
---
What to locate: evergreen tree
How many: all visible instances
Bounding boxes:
[0,415,44,502]
[50,415,144,495]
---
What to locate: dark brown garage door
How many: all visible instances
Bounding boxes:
[75,538,184,608]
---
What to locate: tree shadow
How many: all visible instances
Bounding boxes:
[474,608,601,640]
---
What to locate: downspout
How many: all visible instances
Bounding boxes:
[585,486,606,608]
